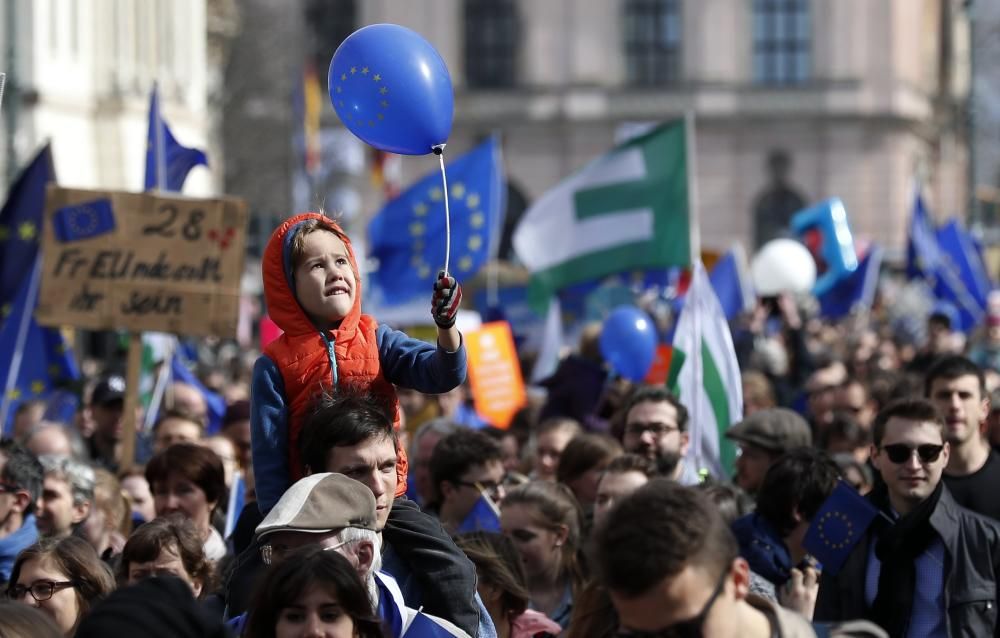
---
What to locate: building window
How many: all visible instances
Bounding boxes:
[304,0,356,91]
[464,0,519,89]
[752,0,811,85]
[623,0,682,86]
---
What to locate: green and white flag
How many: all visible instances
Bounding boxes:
[513,120,690,309]
[668,262,742,478]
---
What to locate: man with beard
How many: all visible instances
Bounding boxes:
[925,355,1000,521]
[619,386,699,484]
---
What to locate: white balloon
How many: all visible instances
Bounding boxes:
[751,239,817,296]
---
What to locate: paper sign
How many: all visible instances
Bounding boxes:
[464,321,526,429]
[35,186,248,338]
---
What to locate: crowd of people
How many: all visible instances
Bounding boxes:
[3,213,1000,637]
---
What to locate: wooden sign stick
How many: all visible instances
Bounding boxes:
[120,331,143,470]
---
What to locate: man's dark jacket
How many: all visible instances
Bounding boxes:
[815,487,1000,637]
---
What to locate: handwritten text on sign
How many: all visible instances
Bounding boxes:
[35,186,248,338]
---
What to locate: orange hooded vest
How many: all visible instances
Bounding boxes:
[261,213,407,496]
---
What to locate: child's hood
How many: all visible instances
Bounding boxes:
[262,212,363,338]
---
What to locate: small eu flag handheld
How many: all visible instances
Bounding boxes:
[802,481,881,576]
[52,199,116,242]
[455,492,501,535]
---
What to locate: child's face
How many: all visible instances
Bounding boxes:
[294,230,356,327]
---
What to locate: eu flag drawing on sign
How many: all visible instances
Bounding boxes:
[0,268,80,435]
[0,144,54,316]
[802,481,880,576]
[52,199,116,242]
[455,492,501,534]
[144,84,209,192]
[368,137,504,305]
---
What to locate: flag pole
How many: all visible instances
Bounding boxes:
[0,257,42,430]
[486,132,505,308]
[154,84,167,192]
[120,332,143,470]
[683,111,704,474]
[685,111,701,260]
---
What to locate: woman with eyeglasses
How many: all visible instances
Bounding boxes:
[6,536,115,636]
[244,545,385,638]
[117,513,215,598]
[145,442,228,561]
[500,481,586,636]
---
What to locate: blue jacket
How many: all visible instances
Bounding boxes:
[0,514,38,583]
[731,513,793,589]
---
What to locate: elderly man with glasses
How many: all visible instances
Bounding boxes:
[816,398,1000,637]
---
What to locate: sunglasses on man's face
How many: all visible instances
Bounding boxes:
[616,568,727,638]
[880,443,944,465]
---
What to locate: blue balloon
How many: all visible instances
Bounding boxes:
[328,24,454,155]
[599,306,658,382]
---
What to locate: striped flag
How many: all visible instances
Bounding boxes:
[668,262,742,478]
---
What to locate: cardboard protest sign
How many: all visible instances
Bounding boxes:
[464,321,526,429]
[35,186,248,338]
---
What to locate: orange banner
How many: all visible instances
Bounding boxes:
[464,321,526,429]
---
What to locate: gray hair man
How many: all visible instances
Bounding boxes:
[36,454,94,539]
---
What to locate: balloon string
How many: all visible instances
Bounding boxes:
[437,151,451,275]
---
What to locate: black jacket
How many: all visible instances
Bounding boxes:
[815,487,1000,637]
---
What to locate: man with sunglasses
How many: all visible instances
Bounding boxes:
[0,442,43,583]
[594,479,884,637]
[925,355,1000,521]
[815,398,1000,637]
[427,429,505,533]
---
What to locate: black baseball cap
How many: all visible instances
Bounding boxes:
[91,375,126,406]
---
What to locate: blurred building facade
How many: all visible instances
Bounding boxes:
[220,0,972,261]
[0,0,214,195]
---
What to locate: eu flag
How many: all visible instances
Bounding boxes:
[144,85,209,192]
[52,198,116,242]
[709,249,754,321]
[406,611,461,637]
[937,219,992,311]
[454,493,501,534]
[0,144,54,316]
[802,481,880,576]
[170,353,226,434]
[906,192,984,332]
[0,265,80,435]
[368,137,504,305]
[818,246,883,320]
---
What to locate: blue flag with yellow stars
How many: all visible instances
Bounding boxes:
[455,493,501,535]
[802,480,880,576]
[0,268,80,436]
[368,137,504,305]
[144,85,208,191]
[0,144,54,318]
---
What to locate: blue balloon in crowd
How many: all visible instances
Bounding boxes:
[599,306,658,382]
[328,24,454,155]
